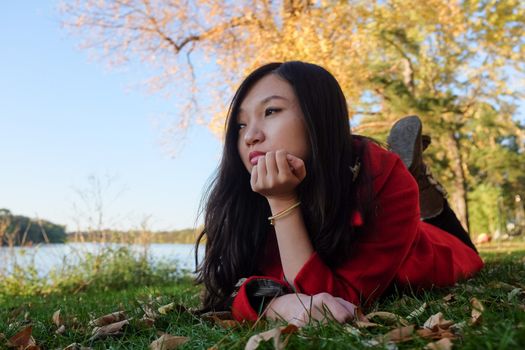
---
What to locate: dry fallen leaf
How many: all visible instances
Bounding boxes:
[6,326,37,348]
[89,311,127,327]
[470,298,484,325]
[138,316,156,328]
[417,327,457,341]
[245,324,298,350]
[423,312,454,331]
[212,317,239,329]
[382,325,415,343]
[406,302,427,321]
[366,311,410,326]
[149,334,189,350]
[354,320,380,328]
[90,319,130,340]
[201,311,239,329]
[158,302,184,315]
[53,309,63,327]
[143,305,159,319]
[425,337,453,350]
[442,294,455,303]
[487,281,518,291]
[56,324,66,335]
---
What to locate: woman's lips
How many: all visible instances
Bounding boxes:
[249,151,266,165]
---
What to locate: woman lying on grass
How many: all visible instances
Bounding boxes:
[195,61,483,326]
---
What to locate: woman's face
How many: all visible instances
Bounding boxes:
[237,74,310,172]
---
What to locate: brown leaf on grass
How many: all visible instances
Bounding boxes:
[143,305,159,319]
[137,316,156,329]
[417,327,457,341]
[6,325,38,349]
[89,319,130,341]
[245,324,298,350]
[406,302,427,320]
[211,317,239,329]
[423,312,454,331]
[89,311,127,327]
[52,309,63,327]
[354,320,380,328]
[487,281,518,291]
[158,302,188,315]
[470,298,484,325]
[149,334,189,350]
[366,311,410,326]
[425,337,453,350]
[56,325,66,335]
[442,294,455,303]
[201,311,239,329]
[381,325,415,343]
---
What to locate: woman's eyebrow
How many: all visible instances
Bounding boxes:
[239,95,289,114]
[260,95,289,105]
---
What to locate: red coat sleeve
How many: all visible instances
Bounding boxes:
[293,144,421,305]
[231,276,290,321]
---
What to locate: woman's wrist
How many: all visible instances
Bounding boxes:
[267,195,299,214]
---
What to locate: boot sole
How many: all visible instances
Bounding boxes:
[387,115,422,169]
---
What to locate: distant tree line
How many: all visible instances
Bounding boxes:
[68,228,200,244]
[0,209,67,246]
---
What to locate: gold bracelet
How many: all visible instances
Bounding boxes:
[268,202,301,226]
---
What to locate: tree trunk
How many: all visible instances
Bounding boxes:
[446,133,470,233]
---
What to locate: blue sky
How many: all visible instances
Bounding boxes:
[1,3,221,231]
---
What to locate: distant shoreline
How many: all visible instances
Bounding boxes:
[65,228,202,245]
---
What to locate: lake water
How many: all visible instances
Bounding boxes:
[0,243,205,277]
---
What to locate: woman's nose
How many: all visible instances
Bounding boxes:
[244,123,265,145]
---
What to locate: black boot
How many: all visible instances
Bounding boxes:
[387,115,447,220]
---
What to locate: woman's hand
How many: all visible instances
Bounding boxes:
[264,293,357,327]
[250,150,306,202]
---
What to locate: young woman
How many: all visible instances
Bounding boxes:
[195,61,483,326]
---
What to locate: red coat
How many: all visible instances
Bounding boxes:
[231,142,484,321]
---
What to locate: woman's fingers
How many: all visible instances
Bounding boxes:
[249,150,306,198]
[286,154,306,181]
[264,293,356,327]
[250,162,258,189]
[257,154,267,177]
[312,293,353,324]
[275,150,292,176]
[265,151,278,177]
[334,297,358,319]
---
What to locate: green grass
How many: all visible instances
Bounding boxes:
[1,250,524,349]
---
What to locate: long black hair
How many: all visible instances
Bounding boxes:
[195,61,374,310]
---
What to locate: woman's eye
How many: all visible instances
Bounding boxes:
[237,123,246,130]
[265,108,281,116]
